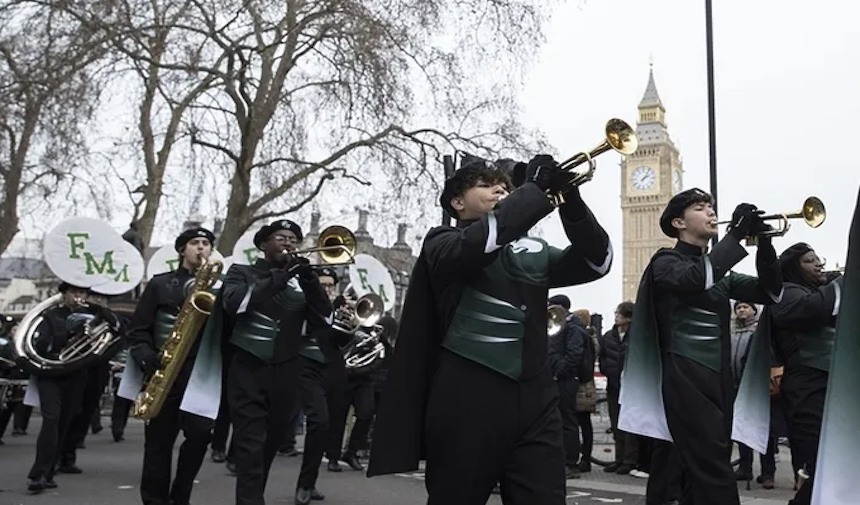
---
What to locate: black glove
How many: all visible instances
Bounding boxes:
[727,203,763,240]
[756,235,777,264]
[281,255,310,277]
[526,154,567,192]
[136,348,162,377]
[332,295,347,310]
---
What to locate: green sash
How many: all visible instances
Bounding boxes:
[153,311,177,350]
[230,311,279,363]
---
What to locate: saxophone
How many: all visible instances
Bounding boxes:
[132,256,223,421]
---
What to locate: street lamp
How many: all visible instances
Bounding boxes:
[705,0,719,245]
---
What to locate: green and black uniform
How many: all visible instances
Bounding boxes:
[369,182,612,505]
[222,258,331,505]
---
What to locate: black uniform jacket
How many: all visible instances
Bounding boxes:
[127,268,199,365]
[367,182,612,477]
[222,258,332,363]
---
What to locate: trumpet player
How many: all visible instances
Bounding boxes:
[619,189,783,505]
[221,220,332,505]
[766,243,842,505]
[369,154,613,505]
[25,282,92,493]
[124,227,219,505]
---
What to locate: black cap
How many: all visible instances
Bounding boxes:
[548,294,571,310]
[174,227,216,252]
[779,242,814,284]
[659,188,713,238]
[253,219,304,249]
[317,267,339,284]
[58,282,89,293]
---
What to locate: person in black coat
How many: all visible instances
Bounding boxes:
[766,243,842,505]
[546,294,585,479]
[598,301,638,474]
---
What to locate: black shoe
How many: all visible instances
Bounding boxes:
[12,428,26,436]
[327,460,342,472]
[211,450,226,463]
[579,460,592,473]
[91,425,103,435]
[279,447,300,457]
[45,479,58,489]
[604,462,620,473]
[735,471,752,481]
[343,453,364,471]
[27,477,46,494]
[615,464,634,475]
[226,461,237,475]
[76,441,85,449]
[58,464,83,474]
[296,488,312,505]
[310,488,325,500]
[112,429,125,442]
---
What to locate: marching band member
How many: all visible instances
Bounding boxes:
[369,155,613,505]
[25,282,114,493]
[619,190,783,505]
[222,219,332,505]
[293,266,342,504]
[123,227,221,505]
[766,243,842,505]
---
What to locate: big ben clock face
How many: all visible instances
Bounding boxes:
[673,170,682,194]
[631,166,656,191]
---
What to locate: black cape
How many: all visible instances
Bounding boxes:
[367,231,465,477]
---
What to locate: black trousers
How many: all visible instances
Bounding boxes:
[424,351,566,505]
[324,357,347,459]
[556,378,580,466]
[328,374,374,460]
[140,364,214,505]
[738,437,777,479]
[575,411,593,464]
[782,370,827,505]
[607,386,638,465]
[111,393,132,434]
[297,357,330,490]
[646,441,682,505]
[62,362,110,465]
[228,350,301,505]
[27,370,88,481]
[662,354,738,505]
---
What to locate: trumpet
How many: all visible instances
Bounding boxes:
[716,196,826,245]
[548,118,639,206]
[284,225,356,265]
[333,291,385,334]
[547,304,568,337]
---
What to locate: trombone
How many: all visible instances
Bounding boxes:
[285,225,357,265]
[716,196,826,245]
[548,118,639,206]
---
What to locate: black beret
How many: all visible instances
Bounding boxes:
[548,294,571,310]
[174,227,216,252]
[58,281,89,293]
[659,188,714,238]
[253,219,304,249]
[733,300,758,314]
[317,267,339,283]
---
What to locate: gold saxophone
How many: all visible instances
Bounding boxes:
[132,256,223,421]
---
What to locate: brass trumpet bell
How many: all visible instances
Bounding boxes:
[717,196,826,241]
[333,292,385,333]
[550,118,639,206]
[290,225,357,265]
[547,305,568,338]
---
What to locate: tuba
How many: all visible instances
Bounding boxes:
[132,256,223,421]
[12,295,121,377]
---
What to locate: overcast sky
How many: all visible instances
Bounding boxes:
[528,0,860,319]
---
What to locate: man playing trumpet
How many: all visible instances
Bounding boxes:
[620,190,783,505]
[222,220,332,505]
[369,154,613,505]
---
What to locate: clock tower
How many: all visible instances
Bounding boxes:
[620,66,684,301]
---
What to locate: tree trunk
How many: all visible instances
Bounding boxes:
[216,167,253,254]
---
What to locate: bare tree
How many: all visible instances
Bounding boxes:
[0,2,112,256]
[180,0,551,252]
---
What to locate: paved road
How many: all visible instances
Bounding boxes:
[0,418,655,505]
